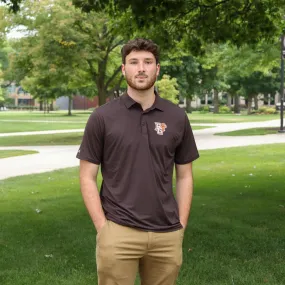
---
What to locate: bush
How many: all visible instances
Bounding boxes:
[259,106,268,113]
[252,107,278,115]
[266,108,278,114]
[6,105,39,111]
[199,105,210,113]
[219,105,232,114]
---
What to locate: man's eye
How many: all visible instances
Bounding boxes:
[146,61,152,64]
[130,62,137,64]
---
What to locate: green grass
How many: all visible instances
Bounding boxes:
[0,126,208,147]
[192,125,214,130]
[0,111,91,122]
[188,112,279,123]
[1,144,284,284]
[0,111,279,125]
[0,133,84,146]
[216,127,281,136]
[0,150,38,158]
[0,122,85,133]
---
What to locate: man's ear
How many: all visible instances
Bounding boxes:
[122,64,125,76]
[156,63,160,76]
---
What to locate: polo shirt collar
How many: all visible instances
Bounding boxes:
[122,90,164,112]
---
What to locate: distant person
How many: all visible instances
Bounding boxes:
[77,38,199,285]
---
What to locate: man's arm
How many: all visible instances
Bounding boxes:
[175,162,194,229]
[79,159,106,232]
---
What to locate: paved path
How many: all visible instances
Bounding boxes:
[1,119,285,180]
[0,129,84,137]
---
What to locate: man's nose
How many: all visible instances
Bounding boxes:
[137,62,146,72]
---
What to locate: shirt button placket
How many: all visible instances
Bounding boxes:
[141,114,148,137]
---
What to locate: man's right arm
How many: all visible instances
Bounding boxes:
[79,159,106,232]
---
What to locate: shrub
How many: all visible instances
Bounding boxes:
[219,105,232,114]
[259,106,268,113]
[266,108,277,114]
[253,107,278,115]
[199,105,210,113]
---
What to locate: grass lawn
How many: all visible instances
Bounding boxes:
[216,127,282,136]
[0,126,209,147]
[0,150,38,158]
[1,144,284,284]
[0,111,279,125]
[192,125,214,130]
[0,111,91,122]
[0,133,84,146]
[188,112,279,123]
[0,122,85,133]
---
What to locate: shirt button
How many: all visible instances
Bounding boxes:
[142,121,146,126]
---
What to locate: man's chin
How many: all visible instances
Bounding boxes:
[129,83,153,91]
[134,86,152,91]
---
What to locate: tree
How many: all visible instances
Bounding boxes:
[0,0,22,13]
[156,75,179,104]
[195,41,280,114]
[4,0,127,114]
[160,54,200,112]
[73,0,285,53]
[239,71,279,114]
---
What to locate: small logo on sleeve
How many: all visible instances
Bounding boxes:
[154,122,167,135]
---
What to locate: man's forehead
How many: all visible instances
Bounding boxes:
[126,51,155,60]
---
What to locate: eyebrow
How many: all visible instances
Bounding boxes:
[128,58,154,61]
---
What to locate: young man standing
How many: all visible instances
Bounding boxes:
[77,38,199,285]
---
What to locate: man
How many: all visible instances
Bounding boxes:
[77,38,199,285]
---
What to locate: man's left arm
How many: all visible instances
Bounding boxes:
[175,162,194,229]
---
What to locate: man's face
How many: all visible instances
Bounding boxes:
[122,50,160,91]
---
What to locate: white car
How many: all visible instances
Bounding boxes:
[276,102,285,111]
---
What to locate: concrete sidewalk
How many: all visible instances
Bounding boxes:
[1,119,285,180]
[0,129,84,137]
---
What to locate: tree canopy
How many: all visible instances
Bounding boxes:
[73,0,285,53]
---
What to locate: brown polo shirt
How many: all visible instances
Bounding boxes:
[77,92,199,232]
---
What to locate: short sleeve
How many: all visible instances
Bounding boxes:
[174,114,199,164]
[76,111,104,165]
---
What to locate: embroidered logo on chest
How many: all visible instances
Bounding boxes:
[154,122,167,135]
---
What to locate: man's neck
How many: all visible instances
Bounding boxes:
[127,86,155,111]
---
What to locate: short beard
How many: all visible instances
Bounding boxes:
[125,72,157,91]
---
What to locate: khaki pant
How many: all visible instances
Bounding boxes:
[96,220,184,285]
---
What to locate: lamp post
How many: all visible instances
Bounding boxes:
[279,34,285,133]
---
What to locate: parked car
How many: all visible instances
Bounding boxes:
[275,102,285,111]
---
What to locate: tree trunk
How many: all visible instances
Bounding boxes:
[234,94,240,114]
[50,102,54,111]
[186,98,192,113]
[227,94,231,107]
[97,59,107,106]
[213,89,219,114]
[247,96,253,115]
[68,96,72,116]
[98,88,106,106]
[39,100,43,111]
[254,95,258,110]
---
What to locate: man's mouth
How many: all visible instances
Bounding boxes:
[136,76,147,79]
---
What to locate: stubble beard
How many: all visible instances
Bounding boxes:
[125,72,157,91]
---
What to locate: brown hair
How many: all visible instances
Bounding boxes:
[121,38,159,64]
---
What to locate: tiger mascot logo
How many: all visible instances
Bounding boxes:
[154,122,167,135]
